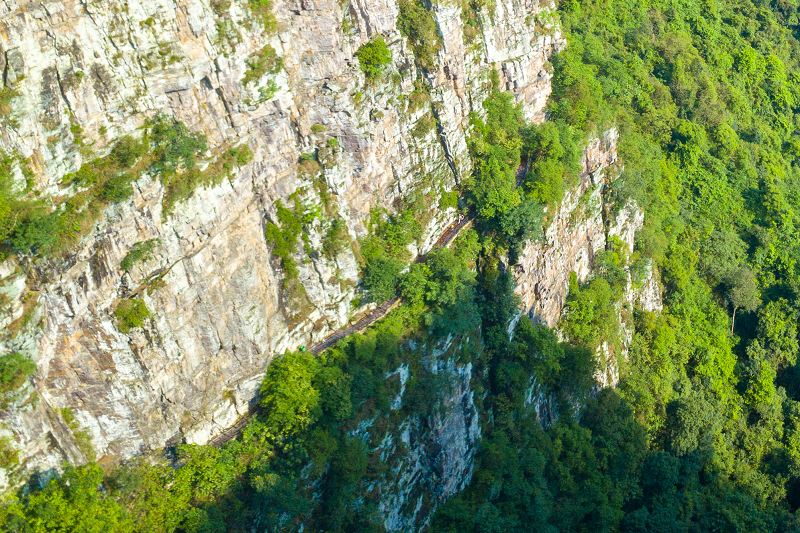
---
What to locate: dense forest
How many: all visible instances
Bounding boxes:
[436,0,800,529]
[3,0,800,530]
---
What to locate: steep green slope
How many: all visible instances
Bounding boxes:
[435,0,800,530]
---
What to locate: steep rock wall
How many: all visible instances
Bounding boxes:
[514,128,662,395]
[365,336,480,531]
[0,0,562,488]
[514,129,622,326]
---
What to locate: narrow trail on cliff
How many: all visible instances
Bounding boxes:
[209,214,474,447]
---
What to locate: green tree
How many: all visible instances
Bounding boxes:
[355,36,392,80]
[16,464,134,531]
[724,266,761,333]
[259,351,321,443]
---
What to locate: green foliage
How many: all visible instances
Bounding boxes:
[397,0,441,70]
[10,0,800,530]
[465,90,549,255]
[147,114,207,178]
[145,114,213,214]
[522,120,582,209]
[1,464,133,532]
[0,437,19,470]
[530,0,800,523]
[561,240,628,351]
[0,87,19,128]
[259,351,321,443]
[242,45,282,85]
[438,189,459,210]
[322,217,349,259]
[210,0,231,15]
[2,116,243,258]
[0,352,35,406]
[355,36,392,80]
[160,141,251,216]
[361,256,405,302]
[5,133,146,256]
[108,459,192,532]
[147,119,247,214]
[264,196,312,281]
[120,239,159,273]
[114,298,151,333]
[247,0,276,32]
[60,407,96,461]
[358,207,421,302]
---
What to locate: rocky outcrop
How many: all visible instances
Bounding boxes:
[370,336,480,531]
[0,0,561,491]
[514,128,662,394]
[514,129,622,326]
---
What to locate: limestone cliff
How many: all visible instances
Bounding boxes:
[361,335,481,531]
[514,128,662,396]
[0,0,562,490]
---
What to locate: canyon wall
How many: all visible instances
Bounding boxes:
[514,128,662,389]
[0,0,562,490]
[0,2,660,528]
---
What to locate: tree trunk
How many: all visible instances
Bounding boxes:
[731,306,737,335]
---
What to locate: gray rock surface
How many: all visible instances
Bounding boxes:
[0,0,562,494]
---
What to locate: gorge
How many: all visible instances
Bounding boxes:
[2,0,800,531]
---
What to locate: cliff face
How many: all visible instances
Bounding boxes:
[514,128,662,391]
[515,129,630,327]
[367,131,635,531]
[363,336,481,531]
[0,0,562,489]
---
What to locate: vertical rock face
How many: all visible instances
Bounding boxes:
[0,0,562,490]
[372,337,481,531]
[514,129,622,327]
[514,128,663,393]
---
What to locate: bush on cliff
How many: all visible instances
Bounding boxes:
[355,36,392,81]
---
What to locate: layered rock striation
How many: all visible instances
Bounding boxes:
[0,0,562,488]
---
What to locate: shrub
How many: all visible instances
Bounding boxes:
[99,172,136,202]
[161,144,252,215]
[358,207,424,302]
[412,114,435,138]
[121,239,159,272]
[0,352,36,397]
[362,256,405,302]
[439,190,459,210]
[210,0,232,15]
[7,132,155,257]
[0,436,19,469]
[259,351,321,442]
[11,464,131,529]
[146,114,207,178]
[243,45,282,85]
[108,136,147,169]
[219,145,254,173]
[355,37,392,80]
[397,0,442,70]
[9,209,61,255]
[322,218,349,259]
[264,198,307,280]
[314,366,352,421]
[114,298,151,333]
[60,407,96,461]
[248,0,277,32]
